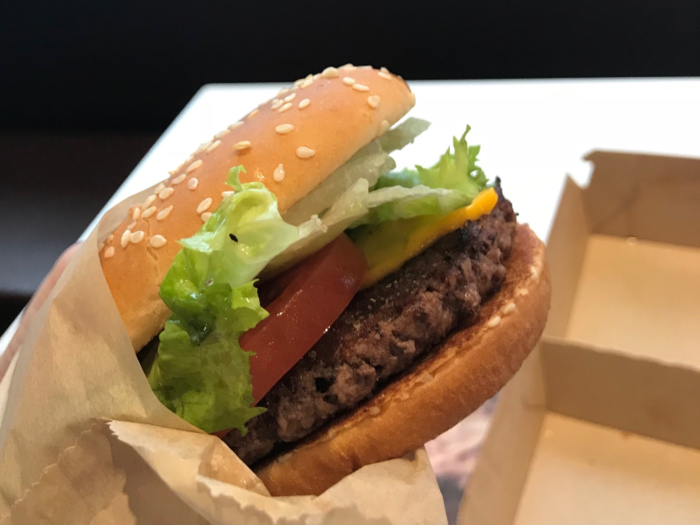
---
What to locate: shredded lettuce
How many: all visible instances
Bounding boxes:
[147,167,299,434]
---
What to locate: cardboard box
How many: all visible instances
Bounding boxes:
[458,151,700,525]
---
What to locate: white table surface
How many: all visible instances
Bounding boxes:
[2,77,700,359]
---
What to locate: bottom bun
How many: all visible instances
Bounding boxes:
[255,223,550,497]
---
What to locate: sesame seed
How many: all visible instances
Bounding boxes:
[186,159,203,174]
[171,174,186,185]
[378,71,392,80]
[222,190,234,198]
[368,406,381,416]
[234,141,251,151]
[278,87,290,96]
[132,207,141,221]
[275,123,295,134]
[284,92,296,102]
[409,92,416,106]
[144,195,157,208]
[273,163,285,182]
[228,121,244,130]
[313,73,320,80]
[121,229,131,248]
[503,302,516,315]
[150,235,167,248]
[158,187,174,200]
[107,234,114,243]
[296,146,316,159]
[420,373,434,383]
[530,266,539,279]
[517,288,529,296]
[271,98,281,104]
[188,178,199,190]
[130,231,145,244]
[352,83,370,92]
[197,197,213,214]
[300,74,313,89]
[278,102,292,113]
[343,77,356,86]
[298,98,311,109]
[157,206,173,221]
[196,141,211,153]
[380,66,390,73]
[247,108,259,119]
[398,391,410,401]
[201,212,212,222]
[104,246,115,258]
[322,66,339,78]
[271,99,283,110]
[214,129,229,139]
[127,221,136,230]
[378,120,390,136]
[206,140,221,154]
[155,183,165,194]
[367,95,381,108]
[142,206,157,218]
[487,315,501,328]
[340,63,355,69]
[294,78,304,87]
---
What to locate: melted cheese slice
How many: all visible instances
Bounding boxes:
[356,187,499,289]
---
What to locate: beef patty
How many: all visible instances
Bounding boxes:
[225,186,517,465]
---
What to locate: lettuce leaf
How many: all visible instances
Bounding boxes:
[378,117,431,153]
[147,167,299,434]
[350,126,488,226]
[282,118,430,226]
[282,141,392,226]
[262,178,370,278]
[374,126,487,200]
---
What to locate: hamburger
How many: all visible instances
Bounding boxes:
[99,65,550,497]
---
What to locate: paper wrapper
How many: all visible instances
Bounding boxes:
[0,185,447,524]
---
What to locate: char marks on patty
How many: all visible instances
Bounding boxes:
[225,185,517,465]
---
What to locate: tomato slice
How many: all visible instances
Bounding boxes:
[241,233,368,403]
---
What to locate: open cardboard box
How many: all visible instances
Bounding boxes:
[459,151,700,524]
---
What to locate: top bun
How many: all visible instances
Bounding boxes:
[100,65,415,351]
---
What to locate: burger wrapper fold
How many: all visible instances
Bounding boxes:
[0,184,447,525]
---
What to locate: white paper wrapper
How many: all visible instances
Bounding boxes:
[0,184,447,524]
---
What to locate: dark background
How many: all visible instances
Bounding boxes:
[2,0,700,332]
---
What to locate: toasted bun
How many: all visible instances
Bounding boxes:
[255,223,550,497]
[100,66,415,350]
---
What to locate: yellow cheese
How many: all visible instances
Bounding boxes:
[356,187,499,288]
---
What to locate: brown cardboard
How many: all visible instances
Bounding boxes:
[459,151,700,525]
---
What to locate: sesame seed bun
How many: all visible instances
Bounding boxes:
[100,65,415,351]
[254,224,550,497]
